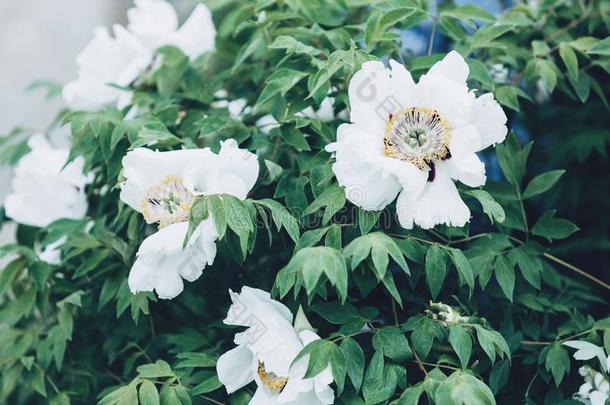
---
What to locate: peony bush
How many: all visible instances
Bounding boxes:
[1,0,609,404]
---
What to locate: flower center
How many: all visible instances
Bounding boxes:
[141,176,194,228]
[257,361,288,393]
[383,107,450,170]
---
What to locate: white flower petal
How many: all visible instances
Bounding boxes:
[328,124,401,210]
[440,154,486,188]
[449,125,482,158]
[182,139,259,200]
[171,4,216,59]
[379,157,428,198]
[130,221,217,299]
[414,73,475,128]
[216,345,254,394]
[250,389,279,405]
[127,0,179,50]
[153,264,184,299]
[589,390,609,405]
[119,147,213,212]
[426,50,469,84]
[4,135,90,227]
[128,257,157,294]
[348,61,395,134]
[218,287,335,404]
[397,167,470,229]
[63,25,151,111]
[389,59,416,108]
[470,93,508,150]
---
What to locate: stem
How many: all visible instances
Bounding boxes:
[543,253,610,290]
[521,328,594,346]
[391,297,399,326]
[448,233,492,245]
[427,20,437,56]
[543,6,592,43]
[515,186,529,239]
[200,395,226,405]
[412,349,429,377]
[427,2,439,56]
[329,328,372,343]
[417,361,459,371]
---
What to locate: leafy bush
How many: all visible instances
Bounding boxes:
[1,0,609,404]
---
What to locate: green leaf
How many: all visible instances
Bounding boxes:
[281,128,310,151]
[467,59,494,88]
[138,381,159,405]
[509,247,542,289]
[474,325,510,364]
[494,86,519,111]
[489,360,510,394]
[279,246,348,301]
[340,337,365,391]
[449,325,472,369]
[559,43,579,82]
[344,232,409,280]
[98,380,139,405]
[448,248,475,290]
[136,360,176,379]
[294,339,346,392]
[531,210,579,241]
[268,35,322,56]
[425,244,447,299]
[255,199,300,243]
[192,374,223,395]
[495,132,531,186]
[358,209,380,235]
[494,256,515,301]
[362,350,397,404]
[304,185,346,224]
[372,326,413,363]
[468,190,505,223]
[535,59,558,93]
[588,37,610,55]
[545,343,570,386]
[435,371,496,405]
[175,352,217,369]
[522,170,565,199]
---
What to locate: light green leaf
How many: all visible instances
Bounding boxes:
[449,325,472,369]
[435,371,496,405]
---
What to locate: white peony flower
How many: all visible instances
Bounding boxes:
[217,287,334,405]
[576,365,610,405]
[127,0,216,60]
[325,51,507,229]
[64,0,216,111]
[120,139,259,299]
[62,25,152,111]
[4,135,91,228]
